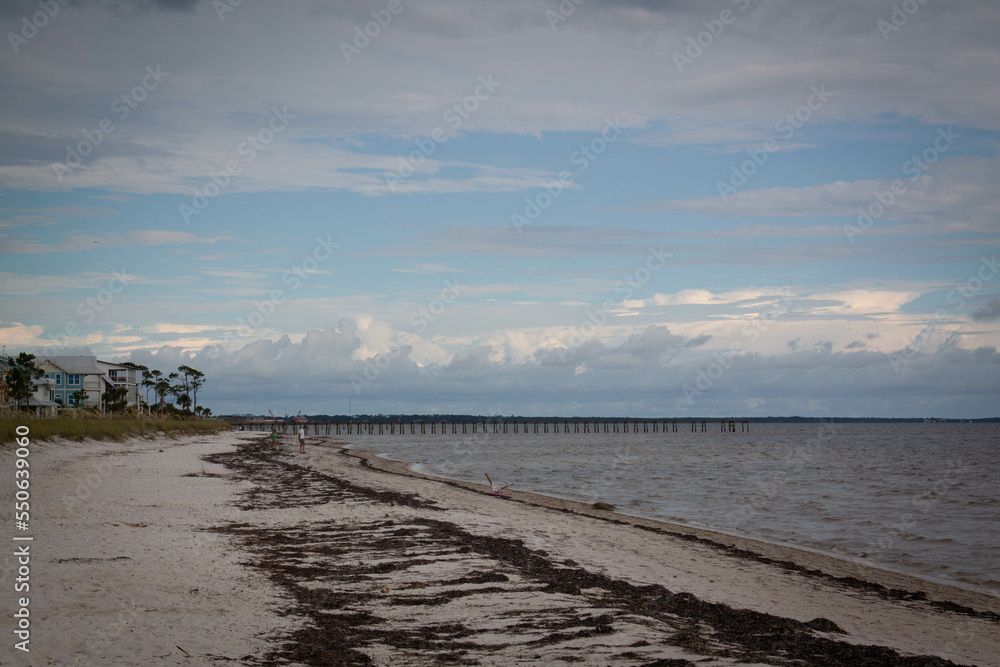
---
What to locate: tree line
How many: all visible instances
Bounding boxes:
[4,352,210,417]
[121,362,210,417]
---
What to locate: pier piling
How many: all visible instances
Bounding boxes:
[230,418,750,437]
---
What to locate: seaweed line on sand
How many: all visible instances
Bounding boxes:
[343,445,1000,624]
[205,436,971,666]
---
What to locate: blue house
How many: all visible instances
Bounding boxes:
[35,356,139,413]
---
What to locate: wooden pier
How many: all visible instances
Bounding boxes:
[228,419,750,436]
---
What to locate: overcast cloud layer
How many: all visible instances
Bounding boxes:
[1,0,998,417]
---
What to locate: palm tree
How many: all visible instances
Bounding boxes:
[101,386,129,414]
[70,388,89,408]
[154,376,171,414]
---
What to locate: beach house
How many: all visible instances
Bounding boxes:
[33,356,140,413]
[0,354,60,417]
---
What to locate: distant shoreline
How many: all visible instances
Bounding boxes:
[224,414,1000,423]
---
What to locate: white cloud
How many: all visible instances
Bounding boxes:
[652,288,790,307]
[0,230,234,254]
[96,322,999,418]
[808,289,924,317]
[630,155,1000,239]
[4,2,1000,196]
[0,322,45,345]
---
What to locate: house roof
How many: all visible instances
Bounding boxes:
[97,360,132,371]
[27,396,60,407]
[37,356,102,374]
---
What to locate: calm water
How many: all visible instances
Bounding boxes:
[338,422,999,595]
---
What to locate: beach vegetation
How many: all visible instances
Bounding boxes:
[101,385,129,414]
[6,353,44,411]
[113,361,209,417]
[0,415,228,445]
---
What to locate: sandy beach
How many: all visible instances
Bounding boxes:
[2,430,998,666]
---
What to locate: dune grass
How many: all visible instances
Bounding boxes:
[0,415,229,445]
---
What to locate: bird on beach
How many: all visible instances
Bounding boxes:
[485,472,510,495]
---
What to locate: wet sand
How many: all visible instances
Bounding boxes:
[2,431,997,665]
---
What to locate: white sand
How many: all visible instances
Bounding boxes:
[318,442,1000,666]
[0,431,297,665]
[1,430,997,665]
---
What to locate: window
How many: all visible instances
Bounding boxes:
[68,374,83,386]
[109,369,130,382]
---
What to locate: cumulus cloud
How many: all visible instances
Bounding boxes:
[3,1,997,418]
[67,323,993,417]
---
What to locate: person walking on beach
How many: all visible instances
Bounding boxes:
[298,425,305,453]
[270,428,277,449]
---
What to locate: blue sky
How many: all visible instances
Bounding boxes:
[1,0,998,417]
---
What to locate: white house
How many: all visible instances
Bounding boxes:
[33,356,140,413]
[0,354,60,417]
[96,359,140,408]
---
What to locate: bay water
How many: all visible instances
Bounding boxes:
[339,422,999,595]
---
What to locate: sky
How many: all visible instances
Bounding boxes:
[1,0,998,418]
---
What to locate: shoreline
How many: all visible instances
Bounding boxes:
[5,431,998,665]
[342,443,1000,615]
[288,436,1000,664]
